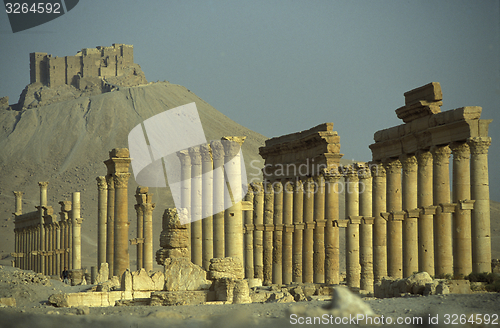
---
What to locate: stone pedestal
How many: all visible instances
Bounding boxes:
[272,181,283,285]
[401,154,418,278]
[431,145,453,276]
[252,182,264,280]
[416,150,435,276]
[292,180,304,283]
[371,164,387,280]
[385,158,403,279]
[468,137,492,273]
[282,180,294,284]
[313,175,325,283]
[96,177,107,269]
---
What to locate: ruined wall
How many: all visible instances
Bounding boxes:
[29,43,135,88]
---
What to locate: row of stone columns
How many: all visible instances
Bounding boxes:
[176,137,246,271]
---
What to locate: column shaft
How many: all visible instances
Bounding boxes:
[417,150,435,276]
[302,177,314,283]
[292,179,304,283]
[313,176,325,283]
[244,184,254,278]
[325,175,340,285]
[210,141,225,259]
[385,158,403,279]
[200,144,214,271]
[143,203,155,272]
[282,180,294,284]
[272,181,283,284]
[97,177,107,268]
[401,154,418,277]
[72,192,82,270]
[359,165,373,292]
[105,175,115,277]
[189,146,203,267]
[345,168,360,288]
[135,204,144,269]
[263,182,274,285]
[252,182,264,280]
[38,182,48,274]
[113,173,131,277]
[371,164,387,280]
[177,150,192,261]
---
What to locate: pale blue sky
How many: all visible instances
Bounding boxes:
[1,0,499,199]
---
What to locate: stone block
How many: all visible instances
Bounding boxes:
[233,279,252,304]
[208,257,244,280]
[121,269,132,291]
[247,278,263,288]
[150,291,210,306]
[150,271,165,291]
[95,263,109,284]
[0,297,16,307]
[404,82,442,106]
[214,278,236,302]
[164,258,211,291]
[159,229,189,248]
[132,268,155,291]
[70,269,84,286]
[162,208,188,230]
[265,291,295,303]
[492,259,500,274]
[110,148,129,158]
[404,272,433,294]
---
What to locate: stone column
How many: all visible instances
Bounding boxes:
[282,180,294,284]
[38,181,48,274]
[134,203,144,270]
[113,172,131,277]
[96,177,107,269]
[105,175,115,277]
[222,137,246,263]
[359,165,374,292]
[450,142,472,276]
[401,154,419,278]
[13,191,23,215]
[313,175,325,283]
[177,150,192,261]
[55,222,61,276]
[263,181,274,285]
[384,158,403,279]
[189,146,203,267]
[302,177,315,284]
[292,179,304,283]
[416,150,435,276]
[252,182,264,280]
[143,202,155,273]
[72,192,82,270]
[200,144,214,270]
[431,145,453,276]
[210,141,225,259]
[345,167,361,288]
[244,184,254,279]
[325,173,341,285]
[468,137,492,273]
[273,181,283,285]
[371,163,387,280]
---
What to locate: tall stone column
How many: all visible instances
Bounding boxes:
[468,137,492,273]
[210,141,225,259]
[134,203,144,270]
[302,177,315,284]
[282,180,294,284]
[105,175,115,277]
[345,167,361,288]
[38,181,48,274]
[371,163,387,280]
[401,154,418,278]
[55,223,61,276]
[292,179,304,283]
[222,137,246,263]
[189,146,203,267]
[200,144,214,271]
[244,184,254,279]
[272,181,283,285]
[13,191,23,215]
[431,145,453,276]
[325,173,341,285]
[359,165,374,292]
[177,150,192,261]
[416,150,435,276]
[96,177,107,268]
[72,192,82,270]
[252,182,264,280]
[263,181,274,285]
[384,158,403,279]
[450,142,472,276]
[113,172,131,276]
[313,175,325,283]
[143,202,155,272]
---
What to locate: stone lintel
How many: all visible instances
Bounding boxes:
[404,82,443,106]
[421,206,438,215]
[362,217,375,225]
[440,203,457,213]
[109,148,130,158]
[459,199,475,210]
[405,208,421,218]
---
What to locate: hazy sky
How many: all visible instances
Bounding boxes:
[1,1,499,200]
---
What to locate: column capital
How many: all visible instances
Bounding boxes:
[273,180,283,193]
[209,140,225,160]
[199,144,213,162]
[416,149,433,166]
[450,142,470,161]
[293,179,304,192]
[134,204,144,215]
[176,149,191,166]
[383,158,402,174]
[245,184,255,201]
[141,203,156,215]
[250,182,263,194]
[400,154,418,172]
[356,163,372,180]
[96,176,107,191]
[38,181,49,188]
[13,191,23,197]
[113,173,131,189]
[370,162,386,178]
[221,136,246,158]
[105,174,115,190]
[467,137,492,155]
[430,145,451,165]
[302,177,315,192]
[283,180,294,193]
[188,146,202,165]
[344,165,359,182]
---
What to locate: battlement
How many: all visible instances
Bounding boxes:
[29,43,135,88]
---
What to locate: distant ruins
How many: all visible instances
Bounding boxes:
[30,43,134,89]
[11,82,494,306]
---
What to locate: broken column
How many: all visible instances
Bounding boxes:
[13,191,22,215]
[282,180,294,284]
[384,158,403,279]
[189,146,203,267]
[450,142,472,276]
[371,163,387,281]
[221,137,246,263]
[156,208,189,264]
[200,144,214,271]
[401,154,418,278]
[252,182,264,280]
[468,137,492,273]
[358,164,374,292]
[96,176,107,269]
[272,181,283,285]
[431,145,453,276]
[71,192,82,270]
[210,141,225,259]
[313,175,325,283]
[416,150,435,276]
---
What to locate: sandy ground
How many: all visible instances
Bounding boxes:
[0,265,498,328]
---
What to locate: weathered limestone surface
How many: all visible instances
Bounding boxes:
[163,258,211,291]
[208,257,244,280]
[49,291,152,307]
[150,291,211,306]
